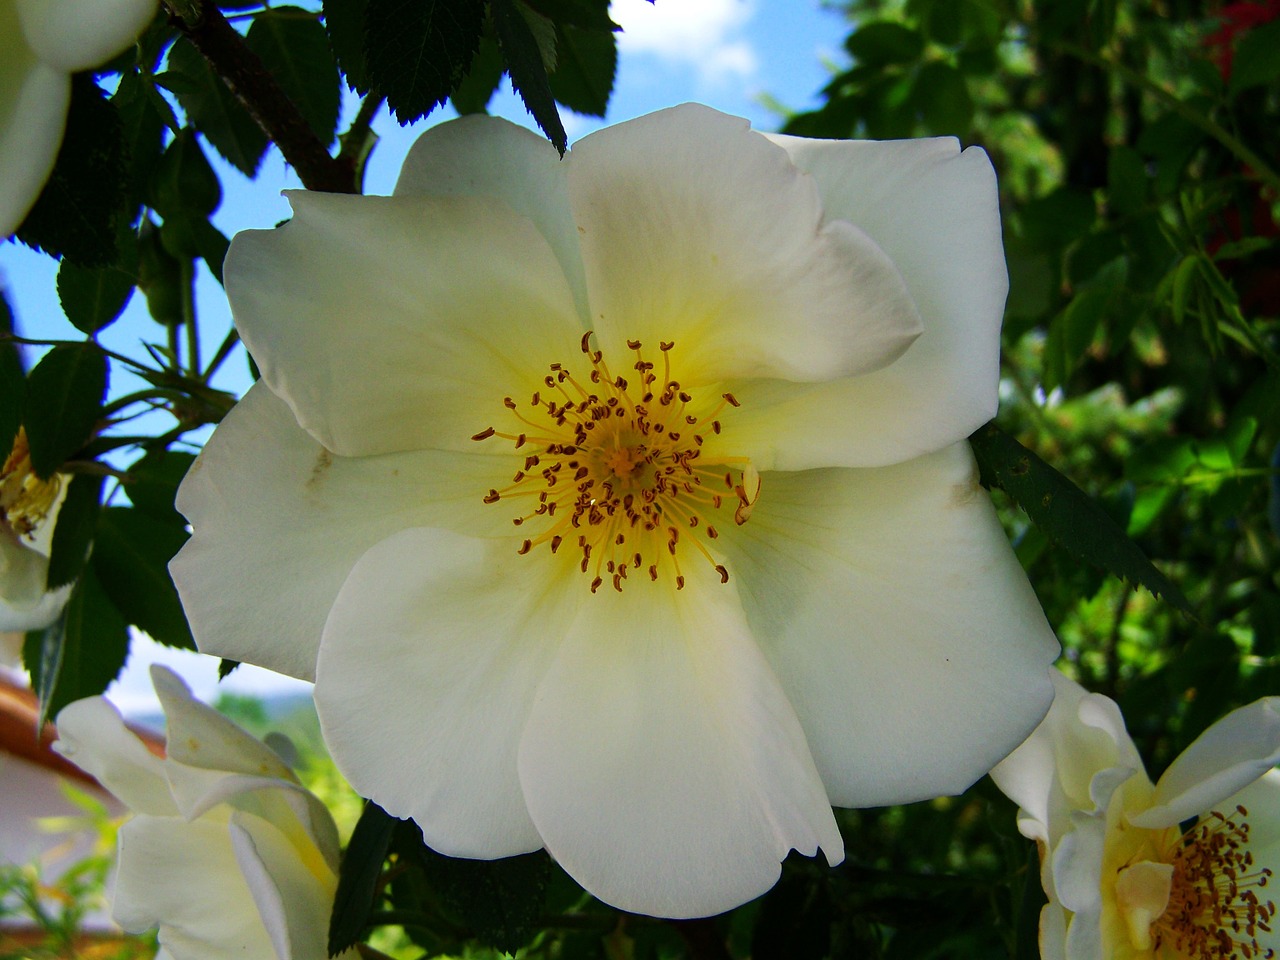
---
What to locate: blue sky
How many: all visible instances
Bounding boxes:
[0,1,853,713]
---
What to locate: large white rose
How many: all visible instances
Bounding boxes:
[0,427,71,631]
[1,0,156,237]
[992,671,1280,960]
[54,665,353,960]
[172,104,1060,918]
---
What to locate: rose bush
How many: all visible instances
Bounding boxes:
[992,671,1280,960]
[171,103,1059,917]
[54,665,352,960]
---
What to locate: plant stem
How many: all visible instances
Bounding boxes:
[164,0,358,194]
[181,257,199,376]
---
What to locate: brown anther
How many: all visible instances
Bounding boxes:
[471,427,496,441]
[483,489,501,503]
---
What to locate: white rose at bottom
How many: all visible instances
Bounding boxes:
[54,665,353,960]
[992,671,1280,960]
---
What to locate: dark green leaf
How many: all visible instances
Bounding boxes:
[165,38,269,176]
[1106,145,1147,217]
[844,21,924,66]
[548,22,616,117]
[247,7,342,147]
[218,658,241,679]
[364,0,485,123]
[970,422,1192,615]
[493,0,566,153]
[45,473,104,590]
[1043,258,1126,390]
[408,831,552,954]
[450,32,504,114]
[123,449,197,525]
[913,61,973,135]
[92,506,195,649]
[24,567,129,728]
[522,0,615,31]
[1229,19,1280,96]
[56,231,139,335]
[15,76,126,267]
[1019,187,1096,252]
[329,800,397,956]
[113,70,167,219]
[150,128,222,219]
[323,0,371,92]
[23,343,108,479]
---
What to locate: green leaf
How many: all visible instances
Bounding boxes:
[45,473,104,591]
[23,343,109,479]
[24,568,130,728]
[1229,19,1280,96]
[913,61,973,136]
[844,21,924,66]
[165,38,269,176]
[1019,187,1095,252]
[1042,258,1126,391]
[113,70,167,219]
[15,76,127,267]
[522,0,615,31]
[547,22,616,117]
[970,422,1192,615]
[400,824,551,955]
[493,0,566,153]
[149,128,222,219]
[123,449,197,525]
[91,507,195,649]
[324,0,371,92]
[1106,145,1147,217]
[218,658,241,679]
[450,32,505,114]
[364,0,486,123]
[329,800,397,956]
[56,232,140,335]
[247,7,342,147]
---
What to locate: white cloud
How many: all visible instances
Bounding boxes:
[611,0,759,86]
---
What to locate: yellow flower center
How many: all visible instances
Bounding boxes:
[472,333,759,594]
[1,428,62,540]
[1120,805,1276,959]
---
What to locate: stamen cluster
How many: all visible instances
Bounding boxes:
[0,428,61,539]
[473,333,759,593]
[1154,805,1277,959]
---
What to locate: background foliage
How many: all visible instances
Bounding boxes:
[3,0,1278,956]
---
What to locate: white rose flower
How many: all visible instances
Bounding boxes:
[171,104,1060,918]
[1,0,156,237]
[1,427,71,631]
[54,664,352,960]
[992,670,1280,960]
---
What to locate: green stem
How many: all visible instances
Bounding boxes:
[1052,40,1280,195]
[181,258,200,376]
[202,328,240,382]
